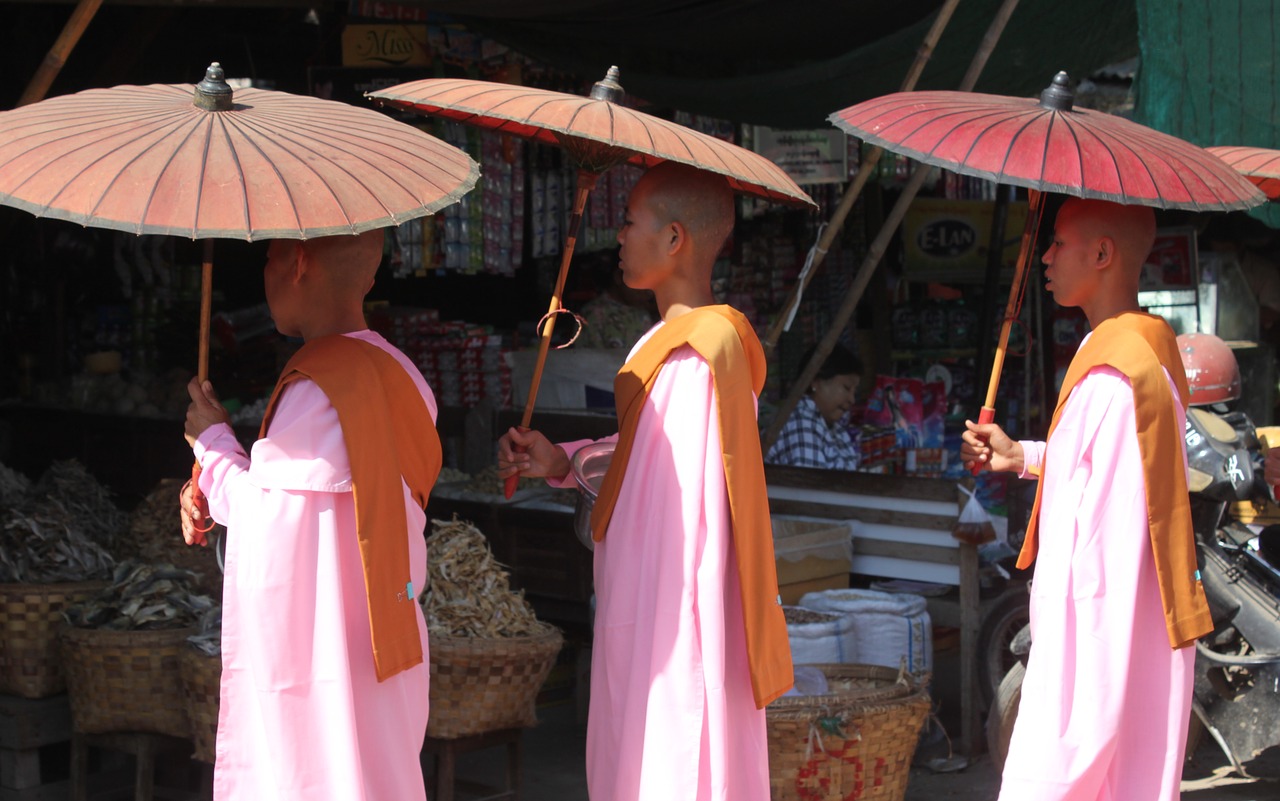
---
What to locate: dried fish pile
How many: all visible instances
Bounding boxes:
[186,605,223,656]
[0,506,115,583]
[62,559,215,631]
[465,464,541,495]
[31,460,127,554]
[437,466,469,484]
[0,462,31,507]
[422,516,547,638]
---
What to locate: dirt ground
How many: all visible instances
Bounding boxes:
[904,734,1275,800]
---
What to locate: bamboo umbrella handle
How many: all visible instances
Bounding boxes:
[18,0,104,107]
[189,240,216,544]
[505,170,600,498]
[971,190,1044,473]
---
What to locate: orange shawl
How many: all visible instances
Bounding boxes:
[261,335,442,681]
[1019,312,1211,649]
[590,305,794,708]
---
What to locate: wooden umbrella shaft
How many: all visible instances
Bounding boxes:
[518,170,599,428]
[198,239,214,383]
[505,170,599,499]
[978,189,1044,419]
[18,0,104,107]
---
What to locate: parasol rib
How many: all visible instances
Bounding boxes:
[213,114,255,237]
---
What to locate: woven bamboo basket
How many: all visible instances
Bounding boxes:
[427,624,563,739]
[0,581,108,698]
[767,664,931,801]
[60,625,195,739]
[180,647,222,763]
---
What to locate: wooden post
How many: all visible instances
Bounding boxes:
[762,0,1024,453]
[18,0,105,106]
[958,541,982,756]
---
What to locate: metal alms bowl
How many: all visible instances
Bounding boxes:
[570,442,615,551]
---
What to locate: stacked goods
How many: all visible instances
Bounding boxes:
[60,561,214,738]
[124,478,223,598]
[182,606,223,763]
[0,459,117,697]
[421,517,562,737]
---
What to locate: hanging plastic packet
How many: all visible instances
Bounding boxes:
[953,484,996,545]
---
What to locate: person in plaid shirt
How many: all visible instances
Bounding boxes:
[765,343,862,470]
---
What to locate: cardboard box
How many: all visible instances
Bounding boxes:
[341,24,430,67]
[779,573,850,606]
[772,516,853,590]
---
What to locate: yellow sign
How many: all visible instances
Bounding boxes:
[902,198,1028,283]
[342,25,430,68]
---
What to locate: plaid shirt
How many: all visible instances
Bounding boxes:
[765,395,860,471]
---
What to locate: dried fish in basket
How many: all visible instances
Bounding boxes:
[60,559,213,738]
[422,516,562,738]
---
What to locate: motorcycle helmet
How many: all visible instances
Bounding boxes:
[1177,333,1241,407]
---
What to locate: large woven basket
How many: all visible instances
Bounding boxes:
[60,625,195,739]
[427,625,563,739]
[0,581,107,698]
[767,664,931,801]
[180,647,222,763]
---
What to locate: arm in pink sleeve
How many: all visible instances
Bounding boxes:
[548,434,620,489]
[193,422,251,526]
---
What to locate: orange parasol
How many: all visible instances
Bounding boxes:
[1207,146,1280,200]
[369,68,813,496]
[0,62,479,536]
[831,72,1265,435]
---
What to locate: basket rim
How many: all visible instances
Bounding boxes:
[768,663,924,712]
[61,624,199,642]
[428,624,563,644]
[0,580,111,593]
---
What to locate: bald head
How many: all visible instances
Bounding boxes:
[1056,198,1156,273]
[300,228,385,297]
[635,162,734,258]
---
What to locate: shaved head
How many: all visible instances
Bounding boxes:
[1057,198,1156,272]
[635,162,734,257]
[300,228,385,296]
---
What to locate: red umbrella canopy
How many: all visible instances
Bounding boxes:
[0,63,479,240]
[368,67,815,209]
[1207,146,1280,200]
[831,72,1265,213]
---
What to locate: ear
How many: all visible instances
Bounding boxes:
[1095,236,1116,269]
[666,221,688,257]
[291,243,311,283]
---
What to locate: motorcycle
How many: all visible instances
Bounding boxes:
[985,384,1280,778]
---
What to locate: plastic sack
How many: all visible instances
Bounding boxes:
[953,484,996,545]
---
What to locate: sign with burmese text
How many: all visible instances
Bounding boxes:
[752,127,848,185]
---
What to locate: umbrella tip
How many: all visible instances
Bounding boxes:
[589,66,624,103]
[1038,71,1074,112]
[194,62,234,112]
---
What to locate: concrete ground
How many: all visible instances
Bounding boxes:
[449,700,1276,801]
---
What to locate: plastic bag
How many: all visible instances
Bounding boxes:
[952,484,996,545]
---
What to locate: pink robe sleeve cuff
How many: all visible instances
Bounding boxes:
[1018,440,1045,479]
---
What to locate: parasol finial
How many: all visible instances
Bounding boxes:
[589,66,625,103]
[194,62,234,112]
[1038,71,1074,112]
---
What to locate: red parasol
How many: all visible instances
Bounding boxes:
[830,72,1265,434]
[369,68,813,496]
[0,62,479,537]
[1207,146,1280,200]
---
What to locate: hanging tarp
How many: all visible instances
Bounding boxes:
[422,0,1139,129]
[1133,0,1280,228]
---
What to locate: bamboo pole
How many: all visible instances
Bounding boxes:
[18,0,104,107]
[763,0,964,351]
[762,0,1023,453]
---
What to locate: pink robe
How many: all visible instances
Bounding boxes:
[999,363,1194,801]
[555,328,770,801]
[194,330,434,801]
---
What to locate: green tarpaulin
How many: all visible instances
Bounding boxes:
[1134,0,1280,227]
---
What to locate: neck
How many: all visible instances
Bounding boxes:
[300,308,368,341]
[1084,296,1141,330]
[655,274,716,321]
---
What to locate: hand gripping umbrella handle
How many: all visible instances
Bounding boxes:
[968,406,998,475]
[503,425,531,500]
